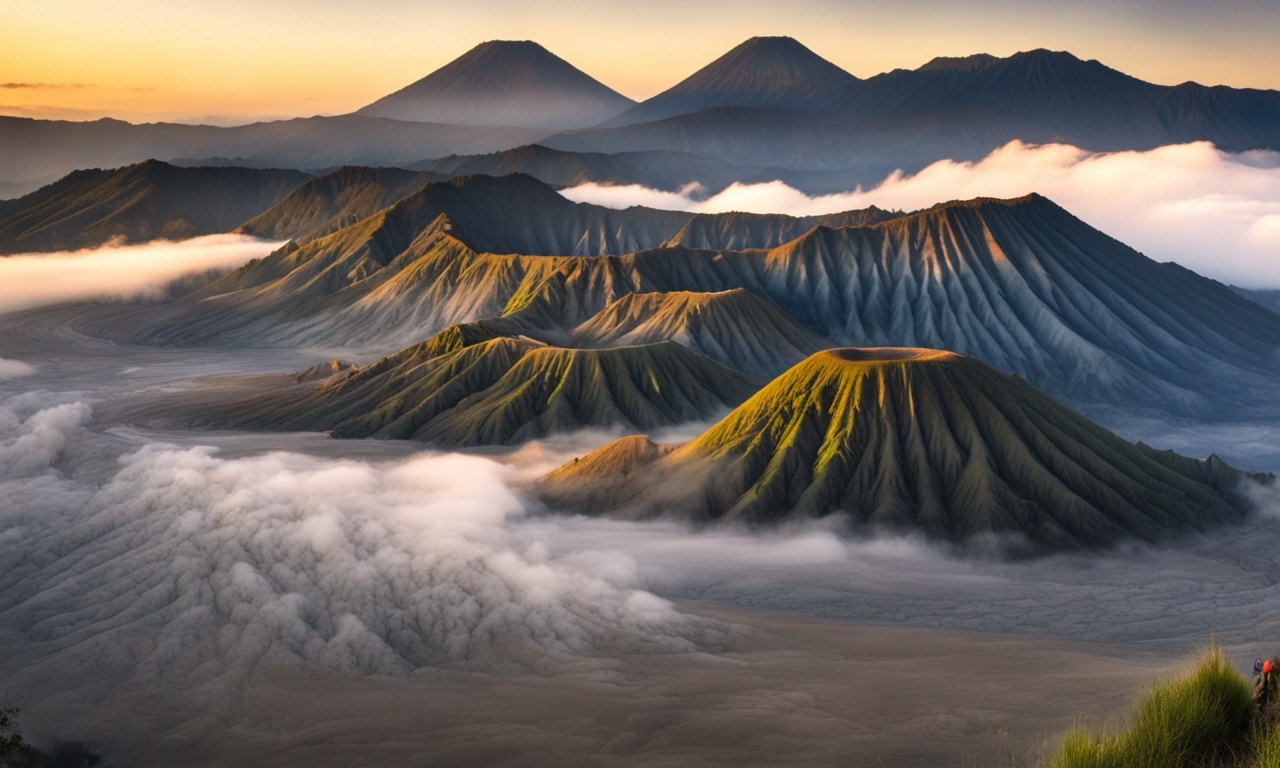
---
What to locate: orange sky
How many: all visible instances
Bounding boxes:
[3,0,1278,123]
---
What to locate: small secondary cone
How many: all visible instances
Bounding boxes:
[540,347,1262,552]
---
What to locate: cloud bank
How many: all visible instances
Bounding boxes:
[0,398,707,690]
[0,358,34,381]
[0,235,281,315]
[561,141,1280,288]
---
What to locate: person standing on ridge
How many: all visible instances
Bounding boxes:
[1255,659,1276,711]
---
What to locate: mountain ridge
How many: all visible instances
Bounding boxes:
[211,333,763,446]
[109,177,1280,417]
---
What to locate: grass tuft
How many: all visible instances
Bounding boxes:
[1046,646,1254,768]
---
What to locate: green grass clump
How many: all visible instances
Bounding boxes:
[1047,647,1254,768]
[1253,722,1280,768]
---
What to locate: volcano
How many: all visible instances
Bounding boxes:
[356,40,635,130]
[541,348,1259,551]
[600,36,859,127]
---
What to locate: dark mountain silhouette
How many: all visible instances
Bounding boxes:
[8,43,1280,196]
[109,176,1280,416]
[600,36,860,127]
[0,114,546,198]
[546,46,1280,176]
[540,348,1260,552]
[356,40,635,130]
[0,160,308,253]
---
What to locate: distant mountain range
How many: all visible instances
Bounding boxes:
[6,36,1280,197]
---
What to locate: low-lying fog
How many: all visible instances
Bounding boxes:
[3,303,1280,766]
[562,141,1280,289]
[0,235,282,314]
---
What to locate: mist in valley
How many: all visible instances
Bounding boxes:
[0,235,282,314]
[2,303,1280,766]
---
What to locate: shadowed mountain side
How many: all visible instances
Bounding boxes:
[600,36,861,128]
[0,115,548,195]
[236,166,447,244]
[0,161,309,253]
[568,289,834,376]
[356,40,635,130]
[832,49,1280,152]
[214,332,762,446]
[540,348,1261,552]
[124,191,1280,414]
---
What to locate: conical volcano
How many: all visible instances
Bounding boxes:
[601,36,859,126]
[356,40,635,130]
[541,348,1258,551]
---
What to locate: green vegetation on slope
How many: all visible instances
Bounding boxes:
[416,341,762,447]
[542,348,1258,550]
[217,326,762,447]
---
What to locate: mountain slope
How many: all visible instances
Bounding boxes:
[416,341,762,446]
[356,40,635,130]
[541,348,1258,551]
[217,331,762,446]
[601,37,859,127]
[196,173,901,311]
[568,289,833,376]
[121,188,1280,415]
[236,166,445,244]
[0,160,309,253]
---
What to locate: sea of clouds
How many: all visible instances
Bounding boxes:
[4,382,1280,703]
[561,141,1280,288]
[0,234,281,314]
[0,395,717,704]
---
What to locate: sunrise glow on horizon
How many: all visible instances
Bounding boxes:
[4,0,1279,124]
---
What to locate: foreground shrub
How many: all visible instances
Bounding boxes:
[1046,646,1253,768]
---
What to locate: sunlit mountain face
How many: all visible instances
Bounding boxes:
[4,10,1280,767]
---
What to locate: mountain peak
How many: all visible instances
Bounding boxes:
[356,40,634,130]
[599,36,859,127]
